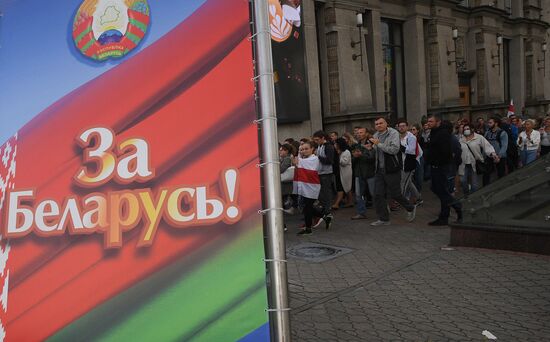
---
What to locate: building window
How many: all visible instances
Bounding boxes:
[381,19,406,122]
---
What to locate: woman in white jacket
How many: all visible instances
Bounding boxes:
[518,119,541,166]
[332,138,353,209]
[459,124,498,195]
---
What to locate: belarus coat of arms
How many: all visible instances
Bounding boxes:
[73,0,150,61]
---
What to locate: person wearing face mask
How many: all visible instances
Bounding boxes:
[459,125,497,196]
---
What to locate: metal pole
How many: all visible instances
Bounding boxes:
[252,0,291,341]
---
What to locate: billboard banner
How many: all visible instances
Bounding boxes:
[0,1,270,340]
[268,0,310,123]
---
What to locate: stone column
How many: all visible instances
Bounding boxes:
[403,16,428,124]
[509,35,526,110]
[302,0,323,131]
[366,9,385,112]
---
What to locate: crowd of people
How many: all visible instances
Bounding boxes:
[279,113,550,235]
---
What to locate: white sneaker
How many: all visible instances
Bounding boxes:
[370,220,391,226]
[406,205,417,222]
[313,217,324,228]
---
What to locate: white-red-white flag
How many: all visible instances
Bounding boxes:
[507,99,515,117]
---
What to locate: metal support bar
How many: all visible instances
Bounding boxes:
[252,1,291,341]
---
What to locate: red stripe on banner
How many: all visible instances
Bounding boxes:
[294,168,320,184]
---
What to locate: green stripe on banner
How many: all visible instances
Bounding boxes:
[129,18,148,33]
[48,225,269,342]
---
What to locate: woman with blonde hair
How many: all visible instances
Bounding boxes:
[342,132,357,146]
[518,119,541,166]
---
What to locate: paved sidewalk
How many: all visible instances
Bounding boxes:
[284,194,550,341]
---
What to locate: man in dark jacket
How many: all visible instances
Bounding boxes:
[351,143,375,219]
[426,114,463,225]
[312,131,335,228]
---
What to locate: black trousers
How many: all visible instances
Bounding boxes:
[431,165,462,221]
[318,174,335,215]
[374,171,414,222]
[303,197,323,228]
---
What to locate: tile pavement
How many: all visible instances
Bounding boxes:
[284,192,550,341]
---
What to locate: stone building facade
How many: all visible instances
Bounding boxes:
[277,0,550,140]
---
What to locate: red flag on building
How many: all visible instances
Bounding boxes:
[507,99,515,117]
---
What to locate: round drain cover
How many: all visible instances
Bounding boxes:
[293,246,339,258]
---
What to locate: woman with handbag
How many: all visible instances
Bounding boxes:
[459,124,498,196]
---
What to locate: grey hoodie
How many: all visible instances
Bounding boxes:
[373,127,401,171]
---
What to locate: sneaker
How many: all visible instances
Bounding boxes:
[428,219,448,226]
[370,220,391,226]
[406,205,417,222]
[312,217,324,228]
[324,214,333,230]
[351,214,367,220]
[297,228,312,236]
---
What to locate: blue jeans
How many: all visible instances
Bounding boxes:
[355,177,374,215]
[520,149,537,166]
[461,164,478,196]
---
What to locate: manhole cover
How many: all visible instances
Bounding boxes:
[287,243,353,263]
